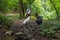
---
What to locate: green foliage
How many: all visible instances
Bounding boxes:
[22,0,35,11]
[0,14,12,27]
[51,0,60,17]
[52,0,60,13]
[8,0,19,12]
[0,0,19,13]
[31,0,57,19]
[0,0,8,13]
[7,14,19,20]
[40,20,60,36]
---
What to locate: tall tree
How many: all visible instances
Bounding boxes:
[19,0,25,18]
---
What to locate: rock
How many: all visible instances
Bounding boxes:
[5,31,13,36]
[15,32,23,35]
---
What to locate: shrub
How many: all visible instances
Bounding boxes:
[39,20,60,36]
[0,14,12,28]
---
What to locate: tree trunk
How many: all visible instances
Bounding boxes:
[22,3,25,17]
[19,0,25,18]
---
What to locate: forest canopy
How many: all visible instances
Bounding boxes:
[0,0,60,19]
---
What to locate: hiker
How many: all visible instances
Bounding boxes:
[26,7,31,18]
[35,13,43,25]
[22,7,31,24]
[23,16,30,24]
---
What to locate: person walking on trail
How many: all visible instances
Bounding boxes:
[26,7,32,18]
[23,15,31,24]
[22,7,31,24]
[35,13,43,25]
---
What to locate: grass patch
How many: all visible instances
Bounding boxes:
[6,14,20,20]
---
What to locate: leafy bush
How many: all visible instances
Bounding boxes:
[39,20,60,36]
[0,14,12,28]
[0,0,19,13]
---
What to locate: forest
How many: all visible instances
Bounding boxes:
[0,0,60,40]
